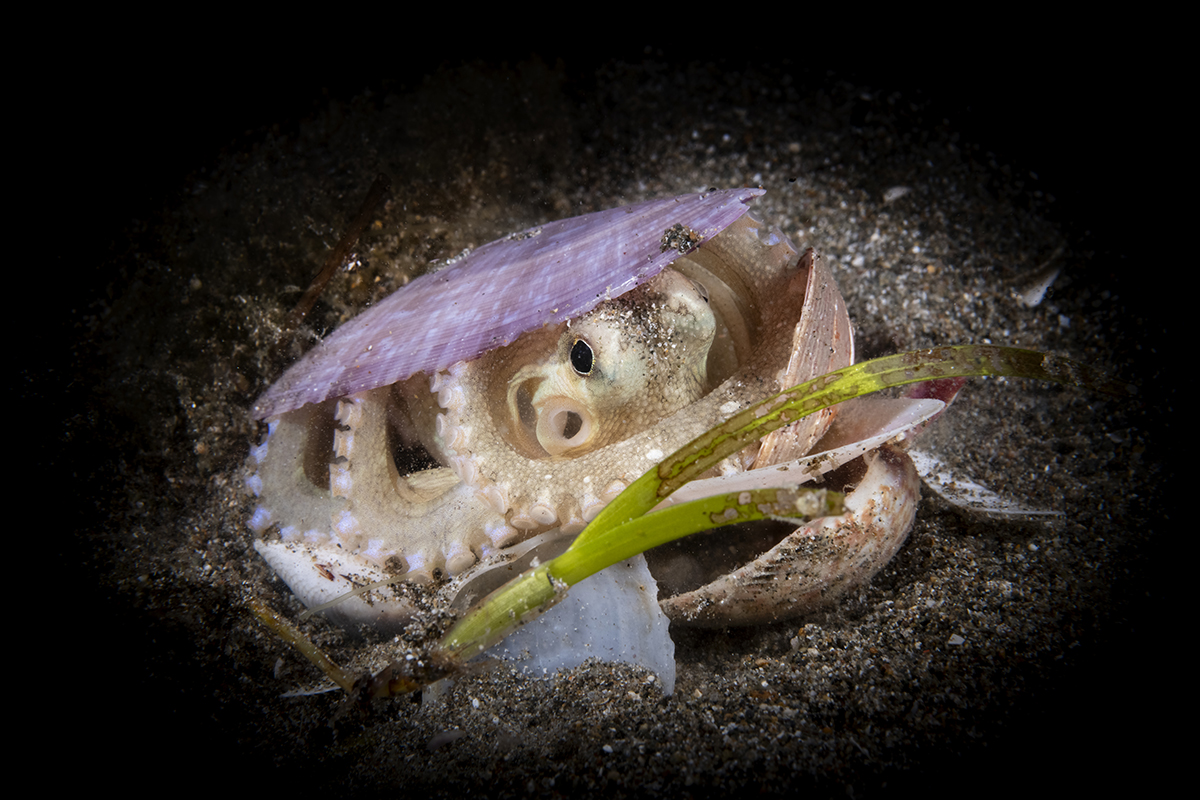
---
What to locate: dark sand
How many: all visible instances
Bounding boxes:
[52,58,1170,797]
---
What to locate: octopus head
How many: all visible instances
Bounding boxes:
[503,268,715,457]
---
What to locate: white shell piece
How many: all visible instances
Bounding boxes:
[910,449,1062,518]
[485,554,675,694]
[253,539,413,632]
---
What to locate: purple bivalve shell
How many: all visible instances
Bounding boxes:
[253,188,764,420]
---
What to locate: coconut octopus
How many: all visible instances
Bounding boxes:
[247,189,937,630]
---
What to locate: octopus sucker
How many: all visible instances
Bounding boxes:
[249,189,928,631]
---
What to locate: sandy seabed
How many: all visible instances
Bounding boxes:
[50,57,1172,797]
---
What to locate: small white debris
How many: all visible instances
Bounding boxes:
[1017,265,1062,307]
[947,634,966,646]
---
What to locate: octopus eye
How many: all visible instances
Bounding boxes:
[570,338,594,375]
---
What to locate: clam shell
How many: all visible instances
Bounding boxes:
[253,188,764,420]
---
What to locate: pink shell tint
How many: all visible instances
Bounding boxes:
[252,188,765,419]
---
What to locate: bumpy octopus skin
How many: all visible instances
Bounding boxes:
[247,191,925,628]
